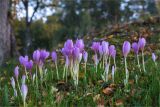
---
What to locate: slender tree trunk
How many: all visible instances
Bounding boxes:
[23,0,32,54]
[0,0,11,65]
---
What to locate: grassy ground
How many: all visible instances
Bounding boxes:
[0,44,160,107]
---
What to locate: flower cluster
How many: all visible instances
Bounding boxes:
[61,39,85,88]
[11,37,158,106]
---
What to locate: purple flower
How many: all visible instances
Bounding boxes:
[138,38,146,50]
[152,53,156,62]
[122,41,131,57]
[64,39,74,50]
[109,45,115,57]
[63,40,74,57]
[73,47,82,63]
[132,42,139,54]
[111,49,116,58]
[40,50,50,61]
[91,42,100,53]
[98,45,103,57]
[26,60,33,70]
[51,51,57,63]
[14,66,19,79]
[75,39,84,52]
[33,50,40,64]
[19,56,28,67]
[21,84,28,101]
[73,47,80,58]
[102,41,109,55]
[11,77,15,89]
[83,51,88,63]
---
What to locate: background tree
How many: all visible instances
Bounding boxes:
[0,0,12,65]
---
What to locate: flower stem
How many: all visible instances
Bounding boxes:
[95,65,97,73]
[66,67,68,82]
[55,62,59,80]
[136,54,141,72]
[142,50,146,73]
[114,57,116,70]
[23,100,26,107]
[63,66,66,79]
[85,62,87,80]
[16,79,21,96]
[24,67,28,80]
[124,57,129,85]
[102,56,104,69]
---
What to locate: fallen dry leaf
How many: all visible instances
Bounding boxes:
[115,99,124,106]
[102,87,114,96]
[109,83,117,88]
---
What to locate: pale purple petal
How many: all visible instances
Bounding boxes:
[14,66,19,79]
[21,84,28,101]
[83,51,88,63]
[51,51,57,62]
[132,42,139,54]
[152,53,156,62]
[122,41,131,57]
[138,38,146,50]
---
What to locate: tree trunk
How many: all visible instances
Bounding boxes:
[0,0,11,65]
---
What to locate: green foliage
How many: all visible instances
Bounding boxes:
[13,16,64,53]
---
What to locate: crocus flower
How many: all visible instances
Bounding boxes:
[19,56,28,67]
[21,84,28,106]
[109,45,116,57]
[51,51,57,63]
[138,38,146,72]
[122,41,131,57]
[33,50,40,64]
[122,41,131,86]
[138,38,146,50]
[101,41,109,55]
[40,50,50,62]
[83,51,88,63]
[51,51,59,80]
[152,53,156,62]
[73,47,81,61]
[26,60,33,70]
[75,39,84,52]
[111,49,116,59]
[11,77,16,89]
[64,39,74,50]
[132,42,139,54]
[99,45,103,58]
[91,42,100,53]
[14,66,19,79]
[11,77,17,97]
[63,39,74,56]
